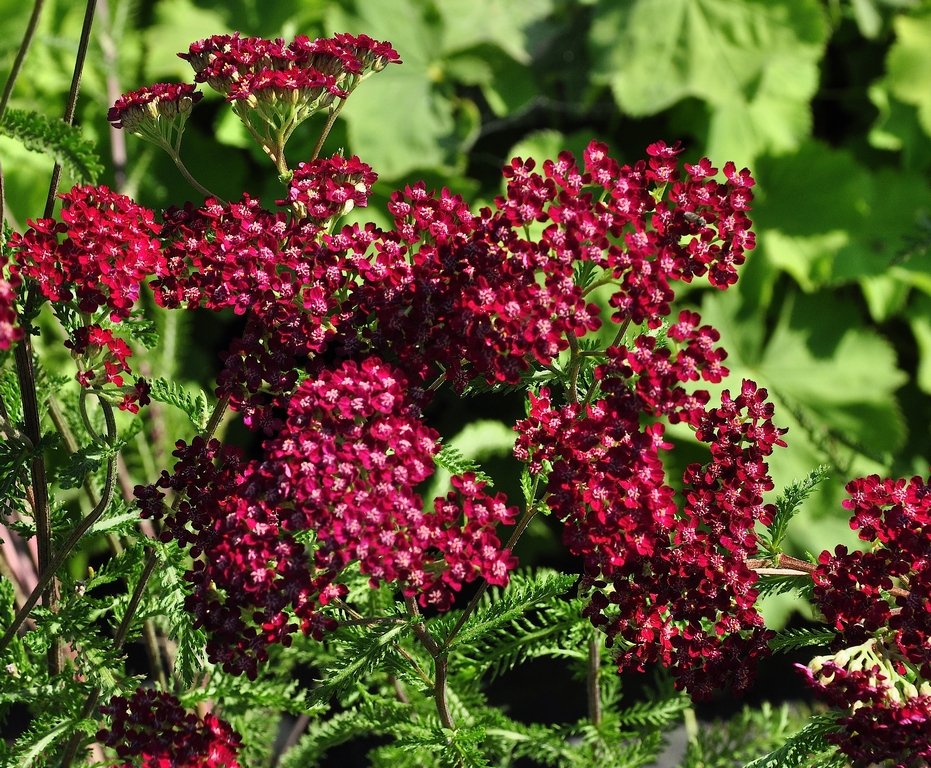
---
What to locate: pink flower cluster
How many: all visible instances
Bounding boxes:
[107,82,203,131]
[136,357,517,678]
[0,250,23,350]
[278,154,377,222]
[178,32,400,101]
[97,688,242,767]
[10,185,161,410]
[515,362,784,697]
[798,473,931,763]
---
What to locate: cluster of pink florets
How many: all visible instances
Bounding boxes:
[177,32,400,101]
[9,185,160,409]
[791,473,931,764]
[97,688,242,767]
[136,357,517,678]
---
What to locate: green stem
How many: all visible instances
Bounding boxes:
[311,100,345,162]
[166,149,226,204]
[58,547,159,768]
[587,633,602,726]
[405,596,455,730]
[0,399,117,658]
[43,0,97,219]
[0,0,46,120]
[442,500,539,651]
[12,330,57,672]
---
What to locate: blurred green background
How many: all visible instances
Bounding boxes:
[4,0,931,625]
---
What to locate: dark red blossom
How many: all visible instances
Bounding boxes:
[811,472,931,678]
[97,688,242,767]
[136,358,517,677]
[108,82,203,131]
[515,366,785,697]
[0,252,22,350]
[798,645,931,767]
[11,185,163,321]
[279,154,377,222]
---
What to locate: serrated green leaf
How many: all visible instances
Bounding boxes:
[444,570,578,652]
[309,623,407,702]
[147,377,210,430]
[742,714,843,768]
[769,627,836,654]
[589,0,827,166]
[0,108,103,185]
[763,466,830,553]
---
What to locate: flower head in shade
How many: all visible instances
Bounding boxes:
[108,83,203,154]
[98,688,242,768]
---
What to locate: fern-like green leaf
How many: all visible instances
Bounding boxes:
[0,108,104,185]
[444,570,578,652]
[762,467,830,554]
[769,627,836,655]
[742,714,843,768]
[309,623,407,702]
[434,443,494,486]
[615,696,689,728]
[147,377,210,430]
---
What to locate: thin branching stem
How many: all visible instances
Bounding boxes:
[0,398,117,656]
[442,500,539,651]
[43,0,98,219]
[0,0,46,120]
[12,330,57,672]
[59,547,160,768]
[405,596,455,730]
[310,100,346,162]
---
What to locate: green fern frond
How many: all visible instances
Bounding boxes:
[0,108,104,184]
[147,377,210,430]
[768,627,836,654]
[762,467,830,554]
[742,713,843,768]
[444,570,578,652]
[434,443,494,486]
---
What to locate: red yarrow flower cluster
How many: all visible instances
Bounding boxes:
[179,32,400,99]
[10,186,162,409]
[813,473,931,676]
[11,186,163,321]
[343,140,756,394]
[136,358,517,677]
[278,154,377,223]
[797,644,931,767]
[97,688,242,767]
[515,362,784,697]
[0,251,23,350]
[107,82,203,131]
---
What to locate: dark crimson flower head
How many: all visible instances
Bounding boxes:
[108,82,203,132]
[98,688,243,767]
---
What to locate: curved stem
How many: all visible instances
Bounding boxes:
[166,149,226,205]
[13,330,57,672]
[43,0,97,219]
[442,501,539,651]
[310,100,345,162]
[59,546,159,768]
[0,0,46,120]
